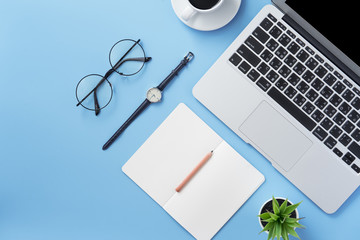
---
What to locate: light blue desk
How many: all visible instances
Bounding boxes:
[1,0,359,239]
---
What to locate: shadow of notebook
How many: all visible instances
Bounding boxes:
[122,103,264,240]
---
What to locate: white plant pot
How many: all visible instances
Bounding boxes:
[258,197,299,235]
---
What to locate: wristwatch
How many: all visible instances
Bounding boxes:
[102,52,194,150]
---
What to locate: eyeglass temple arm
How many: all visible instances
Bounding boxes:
[113,57,152,74]
[94,90,100,115]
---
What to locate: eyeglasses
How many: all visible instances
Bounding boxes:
[75,39,151,115]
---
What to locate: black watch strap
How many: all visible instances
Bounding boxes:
[102,99,151,150]
[157,52,194,91]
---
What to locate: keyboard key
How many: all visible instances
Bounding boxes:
[260,49,273,62]
[344,152,356,164]
[324,136,337,149]
[277,22,286,31]
[320,86,333,99]
[269,57,282,70]
[296,38,305,47]
[311,78,324,91]
[275,78,288,91]
[293,62,306,75]
[305,89,318,102]
[342,89,355,102]
[238,61,251,74]
[343,79,353,88]
[342,120,355,134]
[257,62,270,75]
[324,62,334,72]
[286,30,296,39]
[284,54,297,67]
[296,49,309,62]
[351,164,360,173]
[305,57,318,70]
[313,126,328,141]
[329,94,343,107]
[284,86,297,99]
[333,147,343,157]
[338,102,351,115]
[256,77,271,91]
[321,117,334,130]
[275,46,288,59]
[351,97,360,110]
[305,46,315,55]
[288,73,300,86]
[296,81,310,94]
[237,45,261,67]
[333,81,346,94]
[267,14,277,22]
[333,113,346,126]
[266,39,279,51]
[302,102,315,114]
[287,42,300,54]
[315,54,324,63]
[324,73,337,86]
[278,65,291,78]
[353,87,360,96]
[266,70,279,82]
[314,96,327,109]
[268,87,316,131]
[330,125,343,138]
[315,65,328,78]
[245,36,264,54]
[247,69,260,82]
[342,152,355,165]
[348,110,360,123]
[253,27,270,43]
[269,26,282,39]
[260,17,273,31]
[311,109,325,122]
[339,133,352,146]
[351,129,360,141]
[323,104,337,118]
[229,53,242,66]
[279,34,291,47]
[294,94,306,107]
[302,70,315,83]
[334,71,343,79]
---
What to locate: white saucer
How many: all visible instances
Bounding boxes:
[171,0,242,31]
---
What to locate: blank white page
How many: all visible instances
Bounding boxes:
[163,141,265,240]
[122,103,223,206]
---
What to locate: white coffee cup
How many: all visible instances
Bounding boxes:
[181,0,224,22]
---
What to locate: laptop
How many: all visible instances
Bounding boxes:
[193,0,360,214]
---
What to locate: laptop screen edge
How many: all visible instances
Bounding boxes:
[272,0,360,84]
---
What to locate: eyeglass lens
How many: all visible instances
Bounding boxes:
[76,74,113,111]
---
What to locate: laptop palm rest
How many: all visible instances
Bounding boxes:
[239,101,313,171]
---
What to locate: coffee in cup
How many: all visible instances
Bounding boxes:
[181,0,224,21]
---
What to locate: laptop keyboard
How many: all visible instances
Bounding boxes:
[229,14,360,174]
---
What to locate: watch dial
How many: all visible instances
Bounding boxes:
[146,88,162,103]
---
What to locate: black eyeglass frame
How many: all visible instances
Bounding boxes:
[75,39,151,115]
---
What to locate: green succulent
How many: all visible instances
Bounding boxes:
[258,197,305,240]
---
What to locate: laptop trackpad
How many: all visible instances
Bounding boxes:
[239,101,312,171]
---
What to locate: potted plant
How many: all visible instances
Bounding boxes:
[258,196,304,240]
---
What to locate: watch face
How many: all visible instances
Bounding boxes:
[146,87,162,103]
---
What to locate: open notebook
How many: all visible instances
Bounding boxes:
[122,103,264,240]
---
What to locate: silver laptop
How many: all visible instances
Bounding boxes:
[193,0,360,213]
